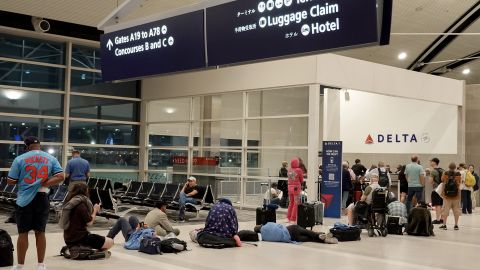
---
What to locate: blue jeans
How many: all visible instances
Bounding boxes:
[406,187,424,212]
[179,192,197,220]
[106,216,139,241]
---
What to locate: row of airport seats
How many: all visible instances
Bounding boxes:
[0,177,18,206]
[118,181,216,219]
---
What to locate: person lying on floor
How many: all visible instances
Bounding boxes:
[192,198,242,248]
[107,200,180,241]
[61,182,114,251]
[253,222,338,244]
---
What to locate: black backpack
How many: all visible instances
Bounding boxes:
[378,169,389,187]
[60,245,106,260]
[139,236,163,255]
[160,238,187,253]
[444,171,458,197]
[0,229,14,267]
[433,168,445,186]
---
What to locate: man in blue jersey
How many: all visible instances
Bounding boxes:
[65,150,90,184]
[7,137,64,270]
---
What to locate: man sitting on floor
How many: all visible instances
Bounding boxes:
[107,200,179,241]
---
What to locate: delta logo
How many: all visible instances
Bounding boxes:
[365,133,431,144]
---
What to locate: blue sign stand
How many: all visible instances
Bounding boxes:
[321,141,343,218]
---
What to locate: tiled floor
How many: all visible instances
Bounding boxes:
[1,208,479,270]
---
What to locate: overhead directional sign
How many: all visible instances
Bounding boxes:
[100,10,206,81]
[206,0,385,66]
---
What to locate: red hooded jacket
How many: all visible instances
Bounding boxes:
[288,158,304,196]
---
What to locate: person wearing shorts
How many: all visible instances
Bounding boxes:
[440,162,461,231]
[63,182,113,251]
[429,158,444,224]
[7,137,65,270]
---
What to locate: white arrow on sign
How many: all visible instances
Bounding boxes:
[106,39,113,51]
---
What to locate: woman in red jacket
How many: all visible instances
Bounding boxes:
[287,157,304,222]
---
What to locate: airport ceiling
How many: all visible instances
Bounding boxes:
[0,0,479,84]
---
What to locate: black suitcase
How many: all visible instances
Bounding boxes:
[256,207,276,225]
[297,203,316,229]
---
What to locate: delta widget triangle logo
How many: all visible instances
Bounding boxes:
[365,134,374,144]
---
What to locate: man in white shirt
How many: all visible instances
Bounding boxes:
[365,161,391,187]
[264,183,283,205]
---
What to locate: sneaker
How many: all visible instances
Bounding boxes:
[432,220,442,224]
[37,263,47,270]
[11,265,24,270]
[439,225,447,230]
[178,218,185,223]
[318,233,327,241]
[324,236,338,244]
[454,225,459,231]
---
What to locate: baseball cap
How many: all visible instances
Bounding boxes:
[430,158,440,165]
[24,136,40,146]
[187,176,196,182]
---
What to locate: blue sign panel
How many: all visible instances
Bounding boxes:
[100,10,206,81]
[321,141,343,218]
[206,0,382,66]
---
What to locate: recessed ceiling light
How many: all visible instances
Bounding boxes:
[47,148,55,154]
[398,52,407,60]
[462,68,471,75]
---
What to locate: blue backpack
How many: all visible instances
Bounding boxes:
[124,228,155,250]
[260,222,293,243]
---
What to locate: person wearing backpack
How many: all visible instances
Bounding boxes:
[439,162,461,231]
[365,161,391,188]
[459,163,474,214]
[429,158,444,224]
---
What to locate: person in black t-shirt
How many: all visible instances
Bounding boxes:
[178,176,199,222]
[351,159,367,177]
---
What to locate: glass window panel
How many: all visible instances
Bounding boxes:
[192,93,243,120]
[69,121,138,145]
[149,123,189,147]
[0,144,62,168]
[248,87,309,117]
[0,62,64,90]
[71,70,102,88]
[0,34,65,65]
[247,149,308,177]
[0,88,63,116]
[71,73,138,98]
[146,171,168,183]
[216,175,241,204]
[90,172,138,183]
[71,45,101,69]
[244,178,277,206]
[148,149,188,171]
[71,147,139,170]
[247,118,308,147]
[70,95,139,122]
[193,121,242,147]
[0,116,62,142]
[192,149,241,175]
[148,98,191,122]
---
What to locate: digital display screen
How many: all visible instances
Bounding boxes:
[100,10,206,81]
[206,0,380,66]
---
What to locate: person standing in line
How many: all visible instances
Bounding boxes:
[365,161,392,187]
[405,155,425,212]
[7,137,65,270]
[279,161,288,178]
[287,157,304,223]
[459,163,473,214]
[429,158,444,224]
[65,150,90,185]
[468,165,479,210]
[439,163,462,231]
[351,159,367,177]
[398,165,408,203]
[341,162,353,213]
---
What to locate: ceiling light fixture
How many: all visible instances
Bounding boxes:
[165,107,176,114]
[462,68,471,75]
[4,90,24,100]
[398,52,407,60]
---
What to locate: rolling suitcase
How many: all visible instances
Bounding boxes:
[312,201,324,225]
[297,203,316,229]
[256,182,276,225]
